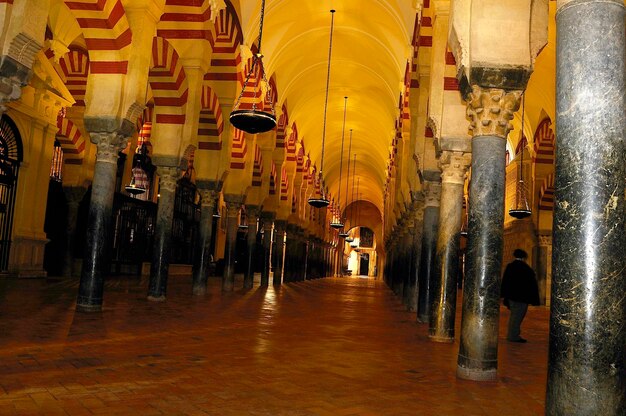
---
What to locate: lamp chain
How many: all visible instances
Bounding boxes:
[319,9,336,183]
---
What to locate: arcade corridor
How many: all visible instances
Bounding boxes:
[0,276,548,415]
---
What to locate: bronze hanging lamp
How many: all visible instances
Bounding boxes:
[338,129,353,238]
[229,0,276,134]
[509,94,532,219]
[125,148,147,196]
[308,9,336,209]
[330,96,348,228]
[460,192,469,237]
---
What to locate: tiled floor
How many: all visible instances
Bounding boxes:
[0,275,549,415]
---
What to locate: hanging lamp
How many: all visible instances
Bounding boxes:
[349,180,360,248]
[330,97,348,228]
[509,94,532,219]
[125,149,146,196]
[229,0,276,134]
[338,129,353,238]
[308,9,336,209]
[345,154,357,243]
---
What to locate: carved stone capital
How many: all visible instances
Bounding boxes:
[198,189,219,208]
[424,181,442,208]
[466,86,521,139]
[245,205,261,221]
[91,132,129,165]
[274,220,287,233]
[156,166,180,193]
[439,151,471,186]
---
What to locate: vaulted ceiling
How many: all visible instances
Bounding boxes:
[237,0,418,212]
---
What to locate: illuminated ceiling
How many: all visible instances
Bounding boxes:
[238,0,417,213]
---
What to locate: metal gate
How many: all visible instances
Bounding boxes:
[0,116,23,271]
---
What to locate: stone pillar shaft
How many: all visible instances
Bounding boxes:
[192,189,217,296]
[260,214,273,286]
[77,134,127,311]
[244,207,259,289]
[546,1,625,413]
[417,183,441,323]
[273,221,286,285]
[148,167,178,301]
[430,152,470,342]
[222,201,240,291]
[458,86,521,381]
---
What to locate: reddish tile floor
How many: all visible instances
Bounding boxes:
[0,275,549,415]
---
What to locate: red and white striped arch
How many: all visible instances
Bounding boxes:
[46,46,90,107]
[149,37,189,125]
[137,105,154,152]
[204,3,243,84]
[56,117,86,164]
[157,0,216,43]
[276,104,289,148]
[197,84,224,150]
[280,165,288,201]
[63,0,132,74]
[533,118,555,165]
[230,128,247,169]
[539,173,554,211]
[252,144,262,187]
[285,123,297,162]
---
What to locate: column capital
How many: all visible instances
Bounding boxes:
[439,151,472,186]
[245,204,261,220]
[92,132,129,164]
[424,181,442,208]
[274,219,287,233]
[156,166,180,193]
[466,86,521,139]
[198,189,219,208]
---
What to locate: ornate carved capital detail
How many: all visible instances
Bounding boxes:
[439,151,471,185]
[424,181,442,208]
[246,205,261,221]
[92,132,129,165]
[274,220,287,233]
[156,166,180,193]
[466,86,522,138]
[224,201,241,218]
[538,234,552,247]
[198,189,219,208]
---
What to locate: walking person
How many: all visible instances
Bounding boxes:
[501,248,540,343]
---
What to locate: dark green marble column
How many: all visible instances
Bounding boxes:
[429,151,471,342]
[546,1,625,413]
[417,180,441,323]
[272,220,286,285]
[148,166,179,301]
[222,196,243,291]
[407,198,424,313]
[457,86,521,381]
[192,186,217,296]
[77,132,128,311]
[244,205,260,289]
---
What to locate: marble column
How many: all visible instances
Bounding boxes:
[222,197,243,292]
[417,180,441,323]
[260,212,274,286]
[546,1,625,413]
[77,132,128,312]
[285,223,299,283]
[303,233,310,280]
[407,199,424,312]
[192,187,217,296]
[430,151,471,342]
[148,166,179,301]
[402,224,415,308]
[272,220,286,285]
[62,186,87,278]
[457,86,521,381]
[243,205,260,290]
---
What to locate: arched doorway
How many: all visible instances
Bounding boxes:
[0,115,23,271]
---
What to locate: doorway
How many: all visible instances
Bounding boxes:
[359,253,369,276]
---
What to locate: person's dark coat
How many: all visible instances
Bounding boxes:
[501,259,540,306]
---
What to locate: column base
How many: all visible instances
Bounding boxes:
[147,295,166,302]
[456,365,497,382]
[429,334,454,343]
[76,303,102,313]
[417,314,430,323]
[192,286,207,296]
